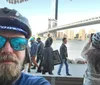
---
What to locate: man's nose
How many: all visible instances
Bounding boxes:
[1,41,13,54]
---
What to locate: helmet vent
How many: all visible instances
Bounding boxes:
[1,7,10,14]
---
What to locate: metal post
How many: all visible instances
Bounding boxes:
[55,0,58,20]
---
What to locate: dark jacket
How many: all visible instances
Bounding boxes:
[42,40,54,72]
[37,41,44,55]
[47,37,53,46]
[60,43,68,60]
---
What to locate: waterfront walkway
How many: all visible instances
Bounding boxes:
[28,39,87,85]
[30,63,87,77]
[30,39,87,77]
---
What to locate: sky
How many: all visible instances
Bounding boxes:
[0,0,100,35]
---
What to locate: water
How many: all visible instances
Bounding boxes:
[51,39,87,60]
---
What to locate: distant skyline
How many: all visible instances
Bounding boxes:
[0,0,100,35]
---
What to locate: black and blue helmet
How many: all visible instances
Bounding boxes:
[0,7,32,39]
[92,32,100,49]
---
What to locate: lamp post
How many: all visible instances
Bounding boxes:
[55,0,58,21]
[6,0,29,4]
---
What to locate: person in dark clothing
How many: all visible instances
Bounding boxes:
[58,38,71,76]
[46,33,53,46]
[42,39,54,75]
[36,38,44,64]
[34,37,44,72]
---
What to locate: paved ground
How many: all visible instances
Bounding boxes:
[29,63,87,77]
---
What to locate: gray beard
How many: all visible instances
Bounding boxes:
[0,55,23,85]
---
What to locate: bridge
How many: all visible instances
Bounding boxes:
[38,16,100,37]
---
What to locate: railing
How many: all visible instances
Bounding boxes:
[42,75,83,85]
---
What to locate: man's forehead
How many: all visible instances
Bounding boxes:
[0,30,25,37]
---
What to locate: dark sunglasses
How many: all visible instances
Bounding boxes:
[0,35,28,51]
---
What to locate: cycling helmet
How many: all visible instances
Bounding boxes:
[0,7,32,39]
[92,32,100,49]
[29,37,35,42]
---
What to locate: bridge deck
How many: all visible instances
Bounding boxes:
[38,16,100,35]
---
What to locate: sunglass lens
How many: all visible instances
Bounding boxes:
[0,36,6,49]
[10,37,28,51]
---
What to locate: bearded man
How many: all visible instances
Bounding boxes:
[0,7,50,85]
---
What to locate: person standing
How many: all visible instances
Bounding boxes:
[36,37,44,72]
[81,32,100,85]
[36,38,44,65]
[33,37,44,72]
[42,39,54,75]
[58,37,71,76]
[46,33,53,46]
